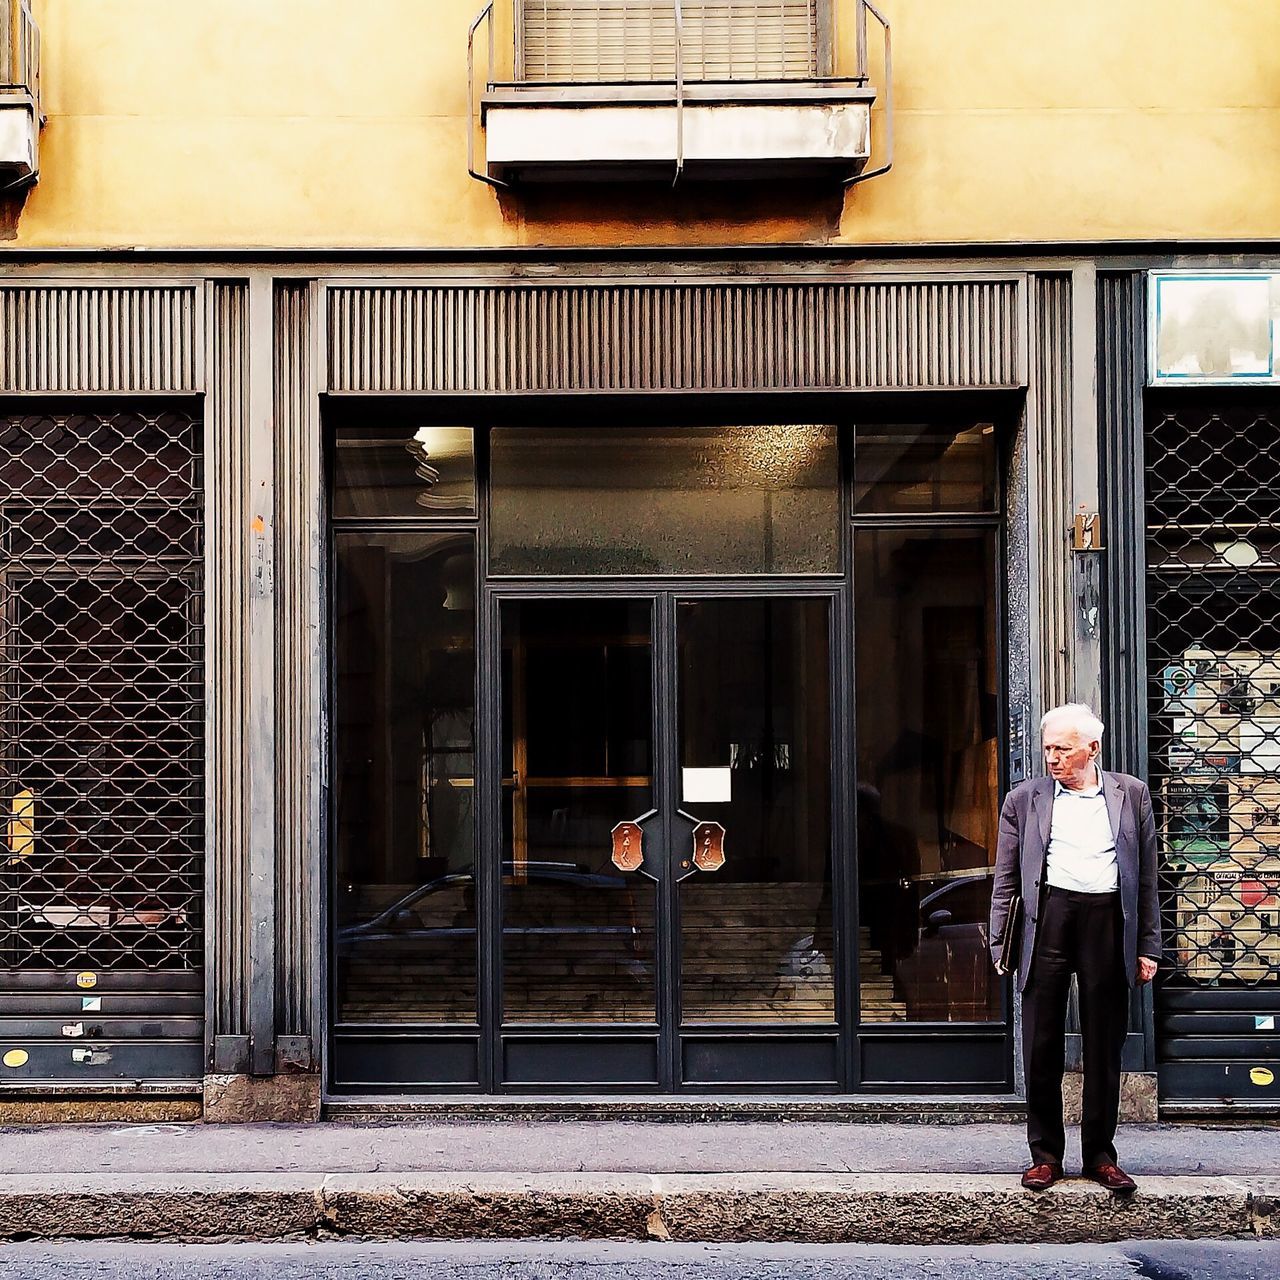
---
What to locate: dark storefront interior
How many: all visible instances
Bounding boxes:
[327,411,1010,1092]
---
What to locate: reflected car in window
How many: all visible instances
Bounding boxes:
[335,860,654,1024]
[337,860,643,947]
[335,860,650,952]
[893,873,1000,1022]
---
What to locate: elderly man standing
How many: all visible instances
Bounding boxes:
[990,703,1161,1195]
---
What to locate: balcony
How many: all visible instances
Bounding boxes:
[0,0,39,185]
[469,1,890,186]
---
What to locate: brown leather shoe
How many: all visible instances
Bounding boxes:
[1021,1162,1064,1191]
[1085,1162,1137,1195]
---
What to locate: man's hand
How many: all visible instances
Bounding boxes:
[1137,956,1158,985]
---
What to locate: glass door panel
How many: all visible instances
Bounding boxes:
[676,597,834,1024]
[332,532,478,1025]
[853,527,1001,1023]
[500,599,657,1024]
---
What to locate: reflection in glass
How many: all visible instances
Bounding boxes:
[501,600,657,1024]
[332,533,477,1024]
[854,421,997,514]
[678,598,833,1023]
[1153,275,1273,379]
[490,425,839,575]
[332,424,476,518]
[854,529,1001,1023]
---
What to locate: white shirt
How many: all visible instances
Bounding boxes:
[1044,770,1119,893]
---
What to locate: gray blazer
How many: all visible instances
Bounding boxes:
[989,770,1161,991]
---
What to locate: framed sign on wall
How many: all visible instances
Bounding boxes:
[1150,271,1280,385]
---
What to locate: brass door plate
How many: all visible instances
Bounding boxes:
[610,820,644,872]
[692,821,726,872]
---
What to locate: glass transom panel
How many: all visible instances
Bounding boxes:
[489,424,839,576]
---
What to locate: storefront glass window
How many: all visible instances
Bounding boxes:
[489,425,839,575]
[332,531,478,1024]
[332,424,476,518]
[854,527,1002,1023]
[853,420,998,515]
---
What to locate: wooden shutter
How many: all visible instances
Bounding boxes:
[520,1,820,83]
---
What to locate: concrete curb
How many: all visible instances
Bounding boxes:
[0,1173,1273,1243]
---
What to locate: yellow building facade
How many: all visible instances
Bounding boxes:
[8,0,1280,250]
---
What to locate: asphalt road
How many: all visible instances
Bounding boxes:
[0,1242,1277,1279]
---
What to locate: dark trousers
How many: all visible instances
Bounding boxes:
[1022,885,1130,1169]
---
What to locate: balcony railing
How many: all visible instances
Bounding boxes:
[469,0,891,186]
[0,0,40,184]
[1,0,39,102]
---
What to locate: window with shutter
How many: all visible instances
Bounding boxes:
[520,1,821,83]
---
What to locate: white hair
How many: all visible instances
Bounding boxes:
[1040,702,1105,742]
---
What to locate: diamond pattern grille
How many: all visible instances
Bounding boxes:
[1146,400,1280,992]
[0,410,203,974]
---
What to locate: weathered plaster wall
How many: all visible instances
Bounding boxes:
[7,1,1280,248]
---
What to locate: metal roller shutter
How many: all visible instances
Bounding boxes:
[1146,395,1280,1106]
[0,408,204,1086]
[520,1,820,82]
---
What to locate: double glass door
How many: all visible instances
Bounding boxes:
[496,591,835,1087]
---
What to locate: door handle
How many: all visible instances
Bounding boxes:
[611,810,725,882]
[610,809,661,882]
[691,820,726,873]
[671,810,726,882]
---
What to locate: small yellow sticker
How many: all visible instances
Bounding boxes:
[8,789,35,859]
[2,1049,29,1068]
[76,972,97,989]
[1250,1067,1275,1087]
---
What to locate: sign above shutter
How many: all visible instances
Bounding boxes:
[1150,272,1280,385]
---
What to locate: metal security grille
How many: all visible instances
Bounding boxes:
[0,409,204,1084]
[1146,396,1280,1103]
[520,1,820,82]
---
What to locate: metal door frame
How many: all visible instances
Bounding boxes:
[482,580,846,1092]
[324,408,1017,1095]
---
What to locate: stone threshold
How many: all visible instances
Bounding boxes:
[323,1093,1027,1124]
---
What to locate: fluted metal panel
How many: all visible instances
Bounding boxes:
[204,282,251,1046]
[0,283,203,394]
[273,281,321,1054]
[1098,272,1148,780]
[325,280,1025,393]
[1028,274,1074,718]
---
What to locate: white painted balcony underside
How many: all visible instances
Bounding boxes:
[0,95,38,181]
[484,97,872,181]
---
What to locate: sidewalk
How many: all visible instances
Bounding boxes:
[0,1121,1274,1243]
